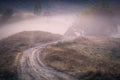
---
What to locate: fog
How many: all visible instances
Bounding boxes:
[71,14,120,37]
[0,12,120,40]
[0,13,76,39]
[0,1,120,39]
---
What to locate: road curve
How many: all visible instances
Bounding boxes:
[17,42,78,80]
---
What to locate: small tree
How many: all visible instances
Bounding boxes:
[2,8,13,19]
[1,8,13,20]
[34,3,42,15]
[92,0,114,17]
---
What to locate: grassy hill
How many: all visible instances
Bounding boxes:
[41,37,120,80]
[0,31,62,80]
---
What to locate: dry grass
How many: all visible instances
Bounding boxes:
[41,37,120,80]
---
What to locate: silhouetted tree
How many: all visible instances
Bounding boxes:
[1,8,13,21]
[34,3,42,15]
[92,0,114,17]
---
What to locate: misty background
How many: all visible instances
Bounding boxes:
[0,0,120,39]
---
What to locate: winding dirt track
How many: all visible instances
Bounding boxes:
[17,42,78,80]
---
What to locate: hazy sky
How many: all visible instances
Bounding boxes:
[0,0,119,12]
[0,15,76,39]
[0,0,120,39]
[0,0,83,39]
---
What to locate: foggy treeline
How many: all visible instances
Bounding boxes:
[68,1,120,37]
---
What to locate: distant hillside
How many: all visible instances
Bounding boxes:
[0,31,62,80]
[41,37,120,80]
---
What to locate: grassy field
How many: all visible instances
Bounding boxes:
[41,37,120,80]
[0,31,62,80]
